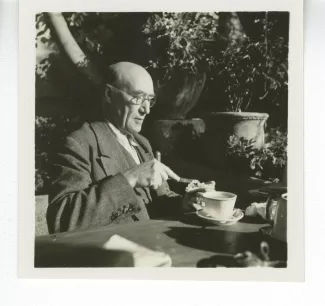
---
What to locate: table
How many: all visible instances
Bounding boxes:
[35,216,287,268]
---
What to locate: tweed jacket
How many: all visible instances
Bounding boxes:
[47,121,181,233]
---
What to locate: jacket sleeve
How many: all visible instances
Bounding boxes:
[47,136,140,233]
[140,138,183,216]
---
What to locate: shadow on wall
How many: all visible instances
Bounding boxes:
[35,195,49,236]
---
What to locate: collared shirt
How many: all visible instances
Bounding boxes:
[107,122,141,165]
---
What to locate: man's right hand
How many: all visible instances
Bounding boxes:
[182,189,206,212]
[123,159,180,189]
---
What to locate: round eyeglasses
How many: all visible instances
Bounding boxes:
[108,84,156,108]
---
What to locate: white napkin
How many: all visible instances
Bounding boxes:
[103,235,172,267]
[245,202,267,219]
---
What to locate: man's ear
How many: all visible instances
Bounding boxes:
[101,85,112,117]
[104,85,112,103]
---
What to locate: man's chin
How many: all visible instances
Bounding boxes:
[128,123,142,133]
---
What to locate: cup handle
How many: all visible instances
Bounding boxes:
[197,196,206,207]
[260,241,270,262]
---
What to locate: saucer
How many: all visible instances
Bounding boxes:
[196,209,244,226]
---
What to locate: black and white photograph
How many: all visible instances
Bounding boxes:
[18,0,303,280]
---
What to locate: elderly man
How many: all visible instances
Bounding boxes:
[47,62,186,233]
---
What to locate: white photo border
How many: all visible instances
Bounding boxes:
[18,0,304,281]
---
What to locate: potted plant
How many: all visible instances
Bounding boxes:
[199,12,288,170]
[224,129,287,183]
[142,12,224,119]
[141,12,242,163]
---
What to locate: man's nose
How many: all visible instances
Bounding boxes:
[139,101,150,115]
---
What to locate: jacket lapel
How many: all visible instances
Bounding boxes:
[133,134,153,162]
[89,121,153,176]
[89,121,131,175]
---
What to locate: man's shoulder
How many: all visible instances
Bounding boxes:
[65,121,107,149]
[67,122,94,142]
[66,120,152,151]
[68,121,108,140]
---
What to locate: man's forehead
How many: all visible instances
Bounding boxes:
[120,77,154,95]
[112,63,154,94]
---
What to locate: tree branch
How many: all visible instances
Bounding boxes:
[48,13,103,86]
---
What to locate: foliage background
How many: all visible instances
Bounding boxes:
[225,129,287,183]
[35,12,289,194]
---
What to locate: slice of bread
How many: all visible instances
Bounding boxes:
[185,180,216,194]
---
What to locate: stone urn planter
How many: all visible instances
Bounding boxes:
[199,112,269,170]
[148,118,206,161]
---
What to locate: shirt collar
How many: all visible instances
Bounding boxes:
[107,121,138,147]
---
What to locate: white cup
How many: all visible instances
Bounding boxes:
[197,191,237,220]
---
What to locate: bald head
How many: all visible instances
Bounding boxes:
[102,62,155,134]
[106,62,154,96]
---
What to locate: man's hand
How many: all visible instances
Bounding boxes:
[123,159,180,189]
[182,189,206,212]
